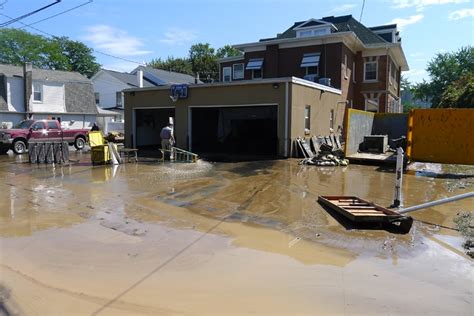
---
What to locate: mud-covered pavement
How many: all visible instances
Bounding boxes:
[0,152,472,315]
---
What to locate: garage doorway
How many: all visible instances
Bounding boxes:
[135,108,174,149]
[191,105,278,160]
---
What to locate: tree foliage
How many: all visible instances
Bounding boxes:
[148,57,193,75]
[147,43,242,83]
[0,28,100,78]
[414,46,474,107]
[438,73,474,108]
[216,45,243,59]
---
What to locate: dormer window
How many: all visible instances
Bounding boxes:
[294,19,336,38]
[296,27,331,38]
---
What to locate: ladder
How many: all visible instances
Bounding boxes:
[160,146,199,163]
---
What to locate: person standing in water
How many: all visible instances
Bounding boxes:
[160,123,175,160]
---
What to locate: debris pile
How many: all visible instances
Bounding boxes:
[297,135,349,166]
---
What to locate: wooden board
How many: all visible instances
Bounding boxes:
[318,195,403,223]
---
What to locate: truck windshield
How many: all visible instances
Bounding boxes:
[14,120,35,129]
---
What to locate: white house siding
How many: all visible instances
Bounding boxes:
[33,113,95,129]
[30,81,66,113]
[7,77,24,112]
[93,72,128,108]
[0,112,24,128]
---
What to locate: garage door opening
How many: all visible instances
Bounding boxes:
[191,106,278,161]
[135,108,174,149]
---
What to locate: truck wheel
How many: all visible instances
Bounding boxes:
[13,140,27,154]
[74,136,86,150]
[0,147,9,155]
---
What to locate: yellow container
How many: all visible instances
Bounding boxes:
[91,145,110,164]
[89,131,105,147]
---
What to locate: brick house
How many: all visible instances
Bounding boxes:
[219,15,409,113]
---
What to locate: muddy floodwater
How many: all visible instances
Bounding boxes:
[0,152,472,315]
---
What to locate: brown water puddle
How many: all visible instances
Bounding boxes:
[0,153,472,315]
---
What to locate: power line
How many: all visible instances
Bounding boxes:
[20,0,93,28]
[0,1,8,10]
[0,0,61,27]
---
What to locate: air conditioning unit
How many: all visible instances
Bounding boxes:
[319,77,331,87]
[362,135,388,154]
[303,74,318,82]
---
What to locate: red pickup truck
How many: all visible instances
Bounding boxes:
[0,119,89,154]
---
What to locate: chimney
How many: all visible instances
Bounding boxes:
[195,72,200,84]
[137,70,143,88]
[23,62,33,118]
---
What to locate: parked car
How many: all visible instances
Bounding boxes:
[0,119,89,154]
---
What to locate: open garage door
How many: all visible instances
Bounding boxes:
[191,105,278,160]
[135,108,174,149]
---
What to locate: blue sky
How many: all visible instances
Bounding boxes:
[1,0,473,83]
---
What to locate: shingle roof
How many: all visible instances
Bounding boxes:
[0,64,89,82]
[262,15,389,45]
[103,69,156,88]
[133,66,198,85]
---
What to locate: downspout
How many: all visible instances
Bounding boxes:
[284,81,289,157]
[23,62,32,119]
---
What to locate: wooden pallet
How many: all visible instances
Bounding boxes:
[318,195,413,232]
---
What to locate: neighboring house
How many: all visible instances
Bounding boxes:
[91,67,199,121]
[0,63,116,129]
[219,15,409,113]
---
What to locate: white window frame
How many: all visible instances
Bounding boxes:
[222,67,232,82]
[389,62,392,85]
[304,105,311,132]
[252,68,263,79]
[232,63,244,80]
[364,61,378,82]
[32,82,43,103]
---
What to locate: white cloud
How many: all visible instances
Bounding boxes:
[82,25,152,57]
[330,4,357,13]
[159,28,198,46]
[449,8,474,20]
[392,0,468,11]
[390,14,424,30]
[404,68,428,83]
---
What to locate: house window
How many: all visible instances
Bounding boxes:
[233,63,244,80]
[223,67,231,82]
[296,27,331,38]
[33,83,42,102]
[301,53,320,79]
[246,58,264,80]
[330,109,335,130]
[252,69,263,79]
[364,61,377,81]
[365,98,379,112]
[352,61,356,83]
[298,30,313,37]
[94,92,100,105]
[304,105,311,132]
[116,92,123,107]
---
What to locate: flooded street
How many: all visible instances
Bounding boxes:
[0,152,472,315]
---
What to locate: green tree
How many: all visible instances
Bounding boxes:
[0,28,100,78]
[438,73,474,108]
[55,37,100,78]
[148,57,193,75]
[216,45,242,58]
[189,43,218,82]
[414,46,474,107]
